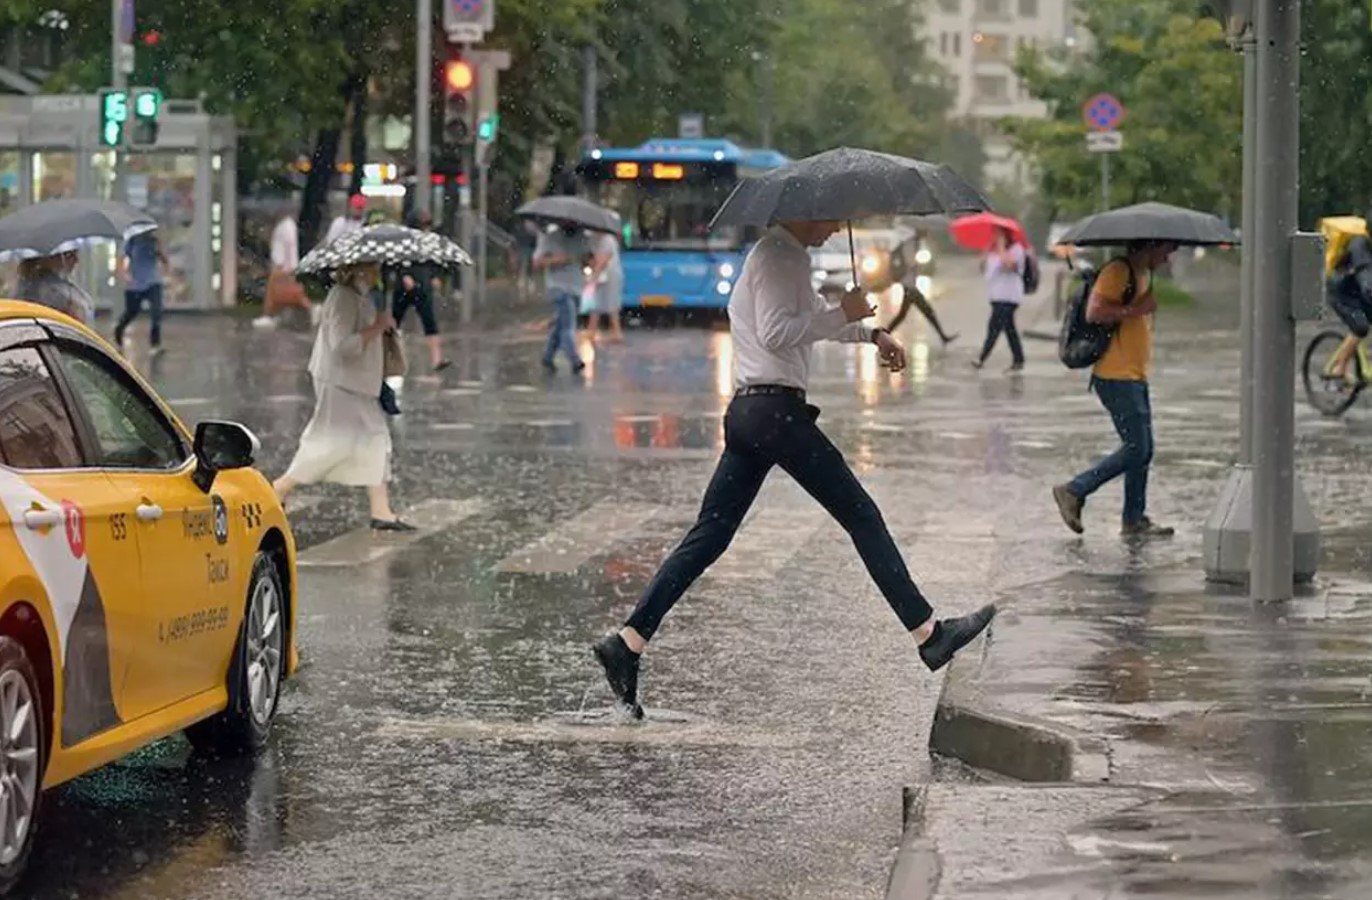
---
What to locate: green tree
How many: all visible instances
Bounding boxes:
[1296,0,1372,223]
[1004,0,1241,222]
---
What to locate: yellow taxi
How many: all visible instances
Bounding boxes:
[0,301,298,894]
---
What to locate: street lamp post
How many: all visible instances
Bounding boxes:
[415,0,432,214]
[1203,1,1320,596]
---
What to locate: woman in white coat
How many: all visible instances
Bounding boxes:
[273,262,414,531]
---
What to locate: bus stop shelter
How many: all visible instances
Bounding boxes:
[0,94,237,311]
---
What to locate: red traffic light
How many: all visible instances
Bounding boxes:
[445,60,475,93]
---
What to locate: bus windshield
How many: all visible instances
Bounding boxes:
[579,160,745,252]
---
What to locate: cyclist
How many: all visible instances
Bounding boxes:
[1325,216,1372,382]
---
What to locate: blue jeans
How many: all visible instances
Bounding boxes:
[1068,378,1153,525]
[625,394,934,640]
[543,291,582,367]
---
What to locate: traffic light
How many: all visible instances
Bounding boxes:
[98,89,130,148]
[442,55,476,149]
[130,88,163,146]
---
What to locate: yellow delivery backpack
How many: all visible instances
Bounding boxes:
[1321,216,1368,275]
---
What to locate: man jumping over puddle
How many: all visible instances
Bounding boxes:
[593,219,996,718]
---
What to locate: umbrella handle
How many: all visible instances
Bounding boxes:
[848,221,859,290]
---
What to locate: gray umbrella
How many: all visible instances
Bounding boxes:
[0,198,158,261]
[1058,202,1239,247]
[708,147,988,229]
[297,224,471,276]
[515,196,621,234]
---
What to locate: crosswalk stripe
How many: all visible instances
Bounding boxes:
[494,501,661,574]
[707,478,830,581]
[298,497,486,568]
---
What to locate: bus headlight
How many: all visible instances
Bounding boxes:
[718,262,736,279]
[915,247,933,266]
[916,275,933,295]
[860,253,883,276]
[716,280,732,295]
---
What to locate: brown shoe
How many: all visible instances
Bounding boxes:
[1121,517,1175,539]
[1052,484,1084,534]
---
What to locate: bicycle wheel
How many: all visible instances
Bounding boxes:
[1302,329,1362,417]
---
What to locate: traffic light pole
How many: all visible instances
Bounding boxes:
[414,0,432,215]
[110,0,126,203]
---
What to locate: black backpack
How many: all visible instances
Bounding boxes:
[1058,259,1136,369]
[1021,251,1041,295]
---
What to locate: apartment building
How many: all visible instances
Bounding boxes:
[924,0,1080,187]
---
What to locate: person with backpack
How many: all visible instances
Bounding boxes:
[1321,215,1372,381]
[972,226,1028,372]
[1052,240,1179,538]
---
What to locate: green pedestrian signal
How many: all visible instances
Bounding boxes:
[476,114,499,144]
[99,89,130,148]
[131,88,163,146]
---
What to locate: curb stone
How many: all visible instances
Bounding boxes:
[927,631,1110,783]
[884,786,941,900]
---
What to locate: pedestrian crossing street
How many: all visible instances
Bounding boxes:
[294,476,1015,591]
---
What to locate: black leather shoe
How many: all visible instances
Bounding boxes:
[370,518,418,533]
[592,634,644,719]
[919,604,997,672]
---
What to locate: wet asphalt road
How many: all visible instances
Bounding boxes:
[20,259,1372,899]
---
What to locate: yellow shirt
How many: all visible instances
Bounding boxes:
[1092,259,1153,382]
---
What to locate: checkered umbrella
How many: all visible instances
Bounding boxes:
[297,224,472,276]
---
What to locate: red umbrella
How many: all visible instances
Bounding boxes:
[948,212,1026,252]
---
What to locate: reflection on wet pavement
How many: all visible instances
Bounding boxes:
[20,273,1372,898]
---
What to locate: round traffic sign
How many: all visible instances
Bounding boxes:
[1082,93,1125,132]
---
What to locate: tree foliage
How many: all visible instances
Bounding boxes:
[1003,0,1241,222]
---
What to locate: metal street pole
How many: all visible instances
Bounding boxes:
[414,0,432,215]
[1238,33,1257,463]
[1249,0,1299,601]
[111,0,126,203]
[1099,153,1111,211]
[477,161,488,308]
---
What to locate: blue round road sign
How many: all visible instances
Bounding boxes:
[1082,93,1124,132]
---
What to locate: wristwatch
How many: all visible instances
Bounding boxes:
[869,326,889,344]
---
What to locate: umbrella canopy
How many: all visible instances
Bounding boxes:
[948,212,1026,252]
[1058,202,1238,247]
[0,198,158,261]
[296,224,471,277]
[708,147,988,229]
[515,196,621,234]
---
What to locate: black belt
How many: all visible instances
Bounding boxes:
[735,384,806,402]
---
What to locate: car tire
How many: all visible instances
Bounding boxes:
[186,552,286,756]
[0,636,45,897]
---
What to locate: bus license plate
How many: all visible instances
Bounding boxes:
[640,295,674,307]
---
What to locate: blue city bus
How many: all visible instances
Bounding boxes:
[576,138,789,313]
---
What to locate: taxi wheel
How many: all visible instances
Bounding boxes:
[187,553,285,756]
[0,638,43,896]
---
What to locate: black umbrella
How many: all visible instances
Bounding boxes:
[708,147,987,282]
[296,224,471,277]
[709,148,987,228]
[515,196,621,235]
[1058,202,1239,247]
[0,198,157,261]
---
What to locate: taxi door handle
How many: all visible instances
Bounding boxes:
[23,508,62,530]
[135,503,164,522]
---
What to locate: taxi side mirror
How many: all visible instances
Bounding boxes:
[192,420,261,492]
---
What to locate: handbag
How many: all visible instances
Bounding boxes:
[579,283,598,315]
[382,328,408,378]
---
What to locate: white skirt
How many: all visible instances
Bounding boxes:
[283,382,391,487]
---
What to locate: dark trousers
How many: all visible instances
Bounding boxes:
[978,301,1024,365]
[115,284,163,347]
[393,288,439,336]
[888,286,952,341]
[625,393,934,641]
[1068,378,1153,525]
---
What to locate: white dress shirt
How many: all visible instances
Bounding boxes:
[729,226,874,391]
